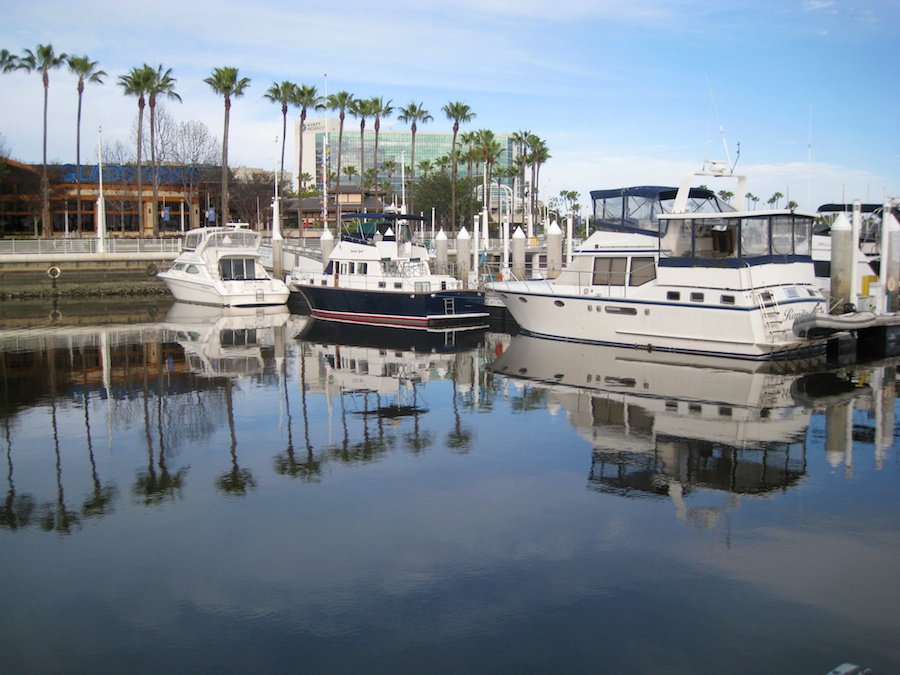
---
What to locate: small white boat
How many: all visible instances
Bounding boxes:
[792,309,876,339]
[287,213,487,328]
[158,224,290,307]
[487,166,832,362]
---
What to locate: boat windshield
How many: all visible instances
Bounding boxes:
[182,228,259,251]
[591,187,735,237]
[659,213,813,263]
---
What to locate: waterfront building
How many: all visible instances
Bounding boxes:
[295,118,521,218]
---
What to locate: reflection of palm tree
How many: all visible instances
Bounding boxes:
[80,357,118,518]
[1,420,36,531]
[273,350,322,482]
[40,392,81,534]
[134,342,188,505]
[446,378,473,453]
[216,380,256,496]
[404,385,434,453]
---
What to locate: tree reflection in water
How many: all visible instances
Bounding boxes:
[134,340,188,505]
[215,379,256,497]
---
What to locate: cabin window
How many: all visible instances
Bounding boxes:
[393,282,402,289]
[414,282,431,293]
[794,218,811,255]
[358,263,367,275]
[554,300,565,307]
[740,217,770,256]
[592,257,626,286]
[667,291,680,301]
[186,265,199,275]
[721,295,736,305]
[219,258,255,280]
[772,216,794,255]
[629,257,656,286]
[814,260,830,278]
[690,292,704,302]
[378,281,386,289]
[605,306,637,315]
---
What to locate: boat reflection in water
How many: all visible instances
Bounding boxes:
[162,302,307,378]
[490,335,870,522]
[296,318,488,421]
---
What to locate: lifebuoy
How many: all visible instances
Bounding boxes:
[146,264,158,276]
[47,266,61,279]
[50,309,62,321]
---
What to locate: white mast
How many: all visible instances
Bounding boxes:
[96,127,106,253]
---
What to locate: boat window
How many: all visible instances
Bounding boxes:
[592,257,626,286]
[358,263,368,275]
[667,291,680,301]
[629,257,656,286]
[693,220,734,257]
[187,265,199,275]
[378,281,387,288]
[794,218,811,255]
[772,216,794,254]
[740,217,770,256]
[690,292,704,302]
[414,282,431,293]
[661,219,693,257]
[604,306,637,315]
[219,258,255,280]
[721,295,736,305]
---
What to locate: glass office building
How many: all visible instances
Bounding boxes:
[295,118,518,200]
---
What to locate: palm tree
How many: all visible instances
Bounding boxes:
[67,55,106,237]
[442,102,475,232]
[326,91,355,195]
[0,49,18,72]
[530,137,550,224]
[118,65,155,235]
[263,80,298,183]
[343,165,358,186]
[474,129,502,231]
[397,102,432,214]
[512,130,531,225]
[295,84,323,196]
[205,66,251,225]
[417,158,433,179]
[370,96,393,188]
[19,44,68,237]
[349,97,375,191]
[146,65,180,236]
[768,191,783,209]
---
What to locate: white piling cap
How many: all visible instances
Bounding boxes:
[830,212,851,231]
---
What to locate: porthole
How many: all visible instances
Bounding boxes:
[554,300,564,307]
[518,296,528,303]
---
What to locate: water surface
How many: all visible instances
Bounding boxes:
[1,300,897,674]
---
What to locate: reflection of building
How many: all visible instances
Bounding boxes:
[490,336,866,512]
[0,158,218,236]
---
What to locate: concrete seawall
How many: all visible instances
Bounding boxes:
[0,258,171,299]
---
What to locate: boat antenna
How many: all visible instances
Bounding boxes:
[704,72,733,173]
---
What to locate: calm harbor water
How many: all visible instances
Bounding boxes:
[1,299,898,675]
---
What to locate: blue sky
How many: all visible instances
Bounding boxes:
[1,0,897,213]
